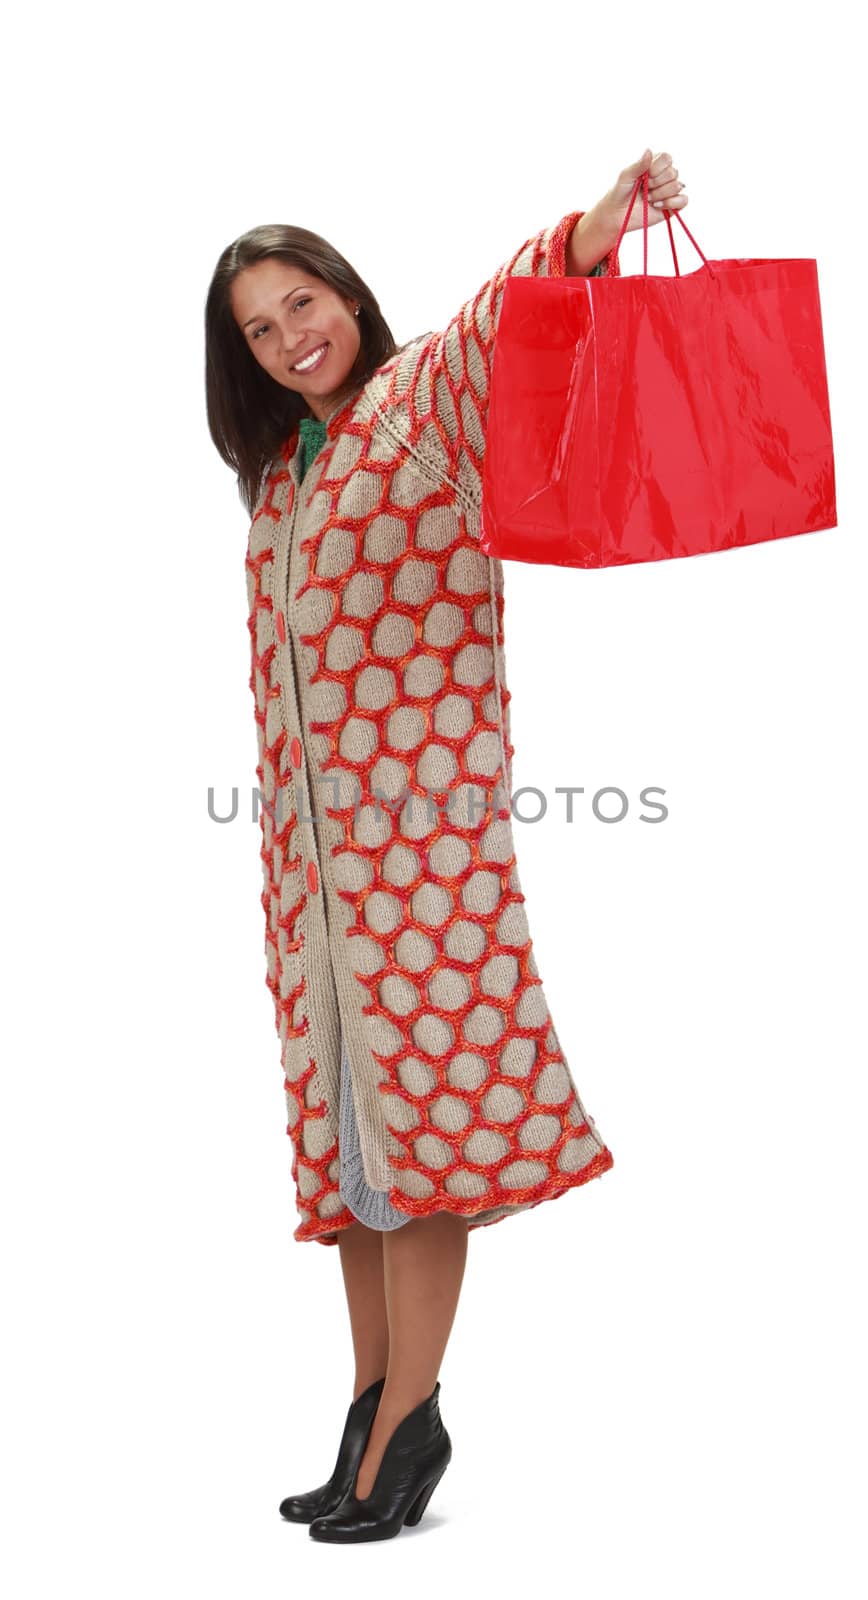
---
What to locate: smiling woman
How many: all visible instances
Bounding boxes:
[203,201,616,1539]
[206,224,414,516]
[204,210,615,1247]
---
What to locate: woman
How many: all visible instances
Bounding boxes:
[205,146,688,1543]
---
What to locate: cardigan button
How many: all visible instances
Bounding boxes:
[275,609,287,643]
[306,860,319,894]
[290,736,302,769]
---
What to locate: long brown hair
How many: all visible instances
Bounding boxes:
[205,223,411,518]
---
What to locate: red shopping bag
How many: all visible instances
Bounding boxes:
[480,171,837,567]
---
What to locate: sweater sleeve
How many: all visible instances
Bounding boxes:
[381,209,619,509]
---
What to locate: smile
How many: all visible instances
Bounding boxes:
[292,342,329,373]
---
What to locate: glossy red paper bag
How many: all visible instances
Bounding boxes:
[480,174,837,567]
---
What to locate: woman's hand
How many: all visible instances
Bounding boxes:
[568,149,689,272]
[601,148,688,237]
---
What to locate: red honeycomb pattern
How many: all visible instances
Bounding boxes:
[246,212,618,1244]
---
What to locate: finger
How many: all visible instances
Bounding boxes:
[651,179,685,203]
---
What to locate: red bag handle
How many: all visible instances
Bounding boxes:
[609,170,716,279]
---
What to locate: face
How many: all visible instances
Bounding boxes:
[230,258,362,422]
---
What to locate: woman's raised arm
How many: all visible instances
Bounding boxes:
[378,211,617,508]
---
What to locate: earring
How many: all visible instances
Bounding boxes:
[354,305,360,315]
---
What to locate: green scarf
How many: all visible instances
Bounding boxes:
[298,414,328,479]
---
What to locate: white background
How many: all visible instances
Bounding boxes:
[3,1,864,1594]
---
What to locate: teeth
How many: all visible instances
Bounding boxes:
[293,343,327,371]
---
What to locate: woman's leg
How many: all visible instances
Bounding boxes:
[352,1213,469,1498]
[337,1222,391,1399]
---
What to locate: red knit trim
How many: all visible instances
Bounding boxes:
[302,1145,615,1246]
[547,208,622,279]
[547,210,585,277]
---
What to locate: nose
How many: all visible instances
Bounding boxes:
[283,322,307,358]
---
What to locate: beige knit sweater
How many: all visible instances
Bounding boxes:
[245,209,617,1245]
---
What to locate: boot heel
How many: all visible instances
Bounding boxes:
[404,1462,447,1528]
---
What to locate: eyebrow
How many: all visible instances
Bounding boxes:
[242,285,311,331]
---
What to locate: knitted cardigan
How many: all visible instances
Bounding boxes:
[245,211,617,1245]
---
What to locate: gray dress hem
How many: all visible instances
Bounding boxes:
[338,1035,411,1231]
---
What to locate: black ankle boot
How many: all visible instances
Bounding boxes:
[308,1381,452,1543]
[279,1376,386,1523]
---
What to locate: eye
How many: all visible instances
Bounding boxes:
[252,295,311,340]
